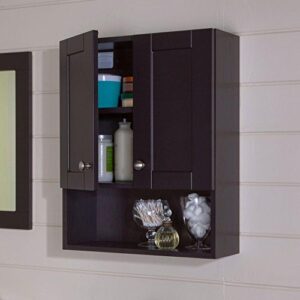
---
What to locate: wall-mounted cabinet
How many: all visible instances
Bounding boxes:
[60,28,239,259]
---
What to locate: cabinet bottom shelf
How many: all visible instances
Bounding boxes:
[64,241,213,259]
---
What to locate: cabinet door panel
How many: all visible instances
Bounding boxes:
[191,29,214,191]
[60,31,97,191]
[132,35,152,189]
[152,172,191,190]
[152,47,192,189]
[153,49,192,172]
[133,30,214,191]
[152,30,214,190]
[152,31,191,50]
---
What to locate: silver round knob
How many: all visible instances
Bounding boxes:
[134,160,146,171]
[78,161,92,172]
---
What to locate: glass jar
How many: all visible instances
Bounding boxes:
[98,135,113,182]
[154,220,179,250]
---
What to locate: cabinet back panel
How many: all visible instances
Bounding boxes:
[153,49,192,172]
[98,115,133,136]
[64,189,98,244]
[98,41,133,76]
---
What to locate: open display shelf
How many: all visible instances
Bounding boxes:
[60,28,239,259]
[63,187,214,258]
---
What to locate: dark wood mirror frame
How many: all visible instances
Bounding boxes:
[0,52,32,229]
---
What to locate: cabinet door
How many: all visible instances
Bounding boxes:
[133,35,152,189]
[133,30,214,190]
[60,31,98,191]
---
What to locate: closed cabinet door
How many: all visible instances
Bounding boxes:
[133,30,214,190]
[60,31,98,191]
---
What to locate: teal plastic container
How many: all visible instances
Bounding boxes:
[98,74,121,108]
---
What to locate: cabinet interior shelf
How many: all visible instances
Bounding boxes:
[98,107,133,115]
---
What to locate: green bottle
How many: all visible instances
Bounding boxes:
[154,220,179,250]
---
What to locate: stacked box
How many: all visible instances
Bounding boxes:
[121,76,133,107]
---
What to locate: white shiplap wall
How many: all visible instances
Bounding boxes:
[0,0,300,299]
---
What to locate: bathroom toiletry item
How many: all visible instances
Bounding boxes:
[98,52,114,69]
[155,220,179,250]
[98,74,121,108]
[98,135,113,182]
[133,199,171,248]
[181,193,211,250]
[121,92,133,99]
[123,76,133,82]
[123,82,133,92]
[122,99,133,107]
[121,92,133,107]
[122,76,133,92]
[114,118,133,181]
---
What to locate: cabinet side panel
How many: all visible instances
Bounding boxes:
[215,30,240,258]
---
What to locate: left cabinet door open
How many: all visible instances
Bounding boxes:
[60,30,98,191]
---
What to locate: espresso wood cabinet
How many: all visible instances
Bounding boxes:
[60,28,239,258]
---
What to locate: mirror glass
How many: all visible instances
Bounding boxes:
[0,71,16,212]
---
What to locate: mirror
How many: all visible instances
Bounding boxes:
[0,52,32,229]
[0,71,16,212]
